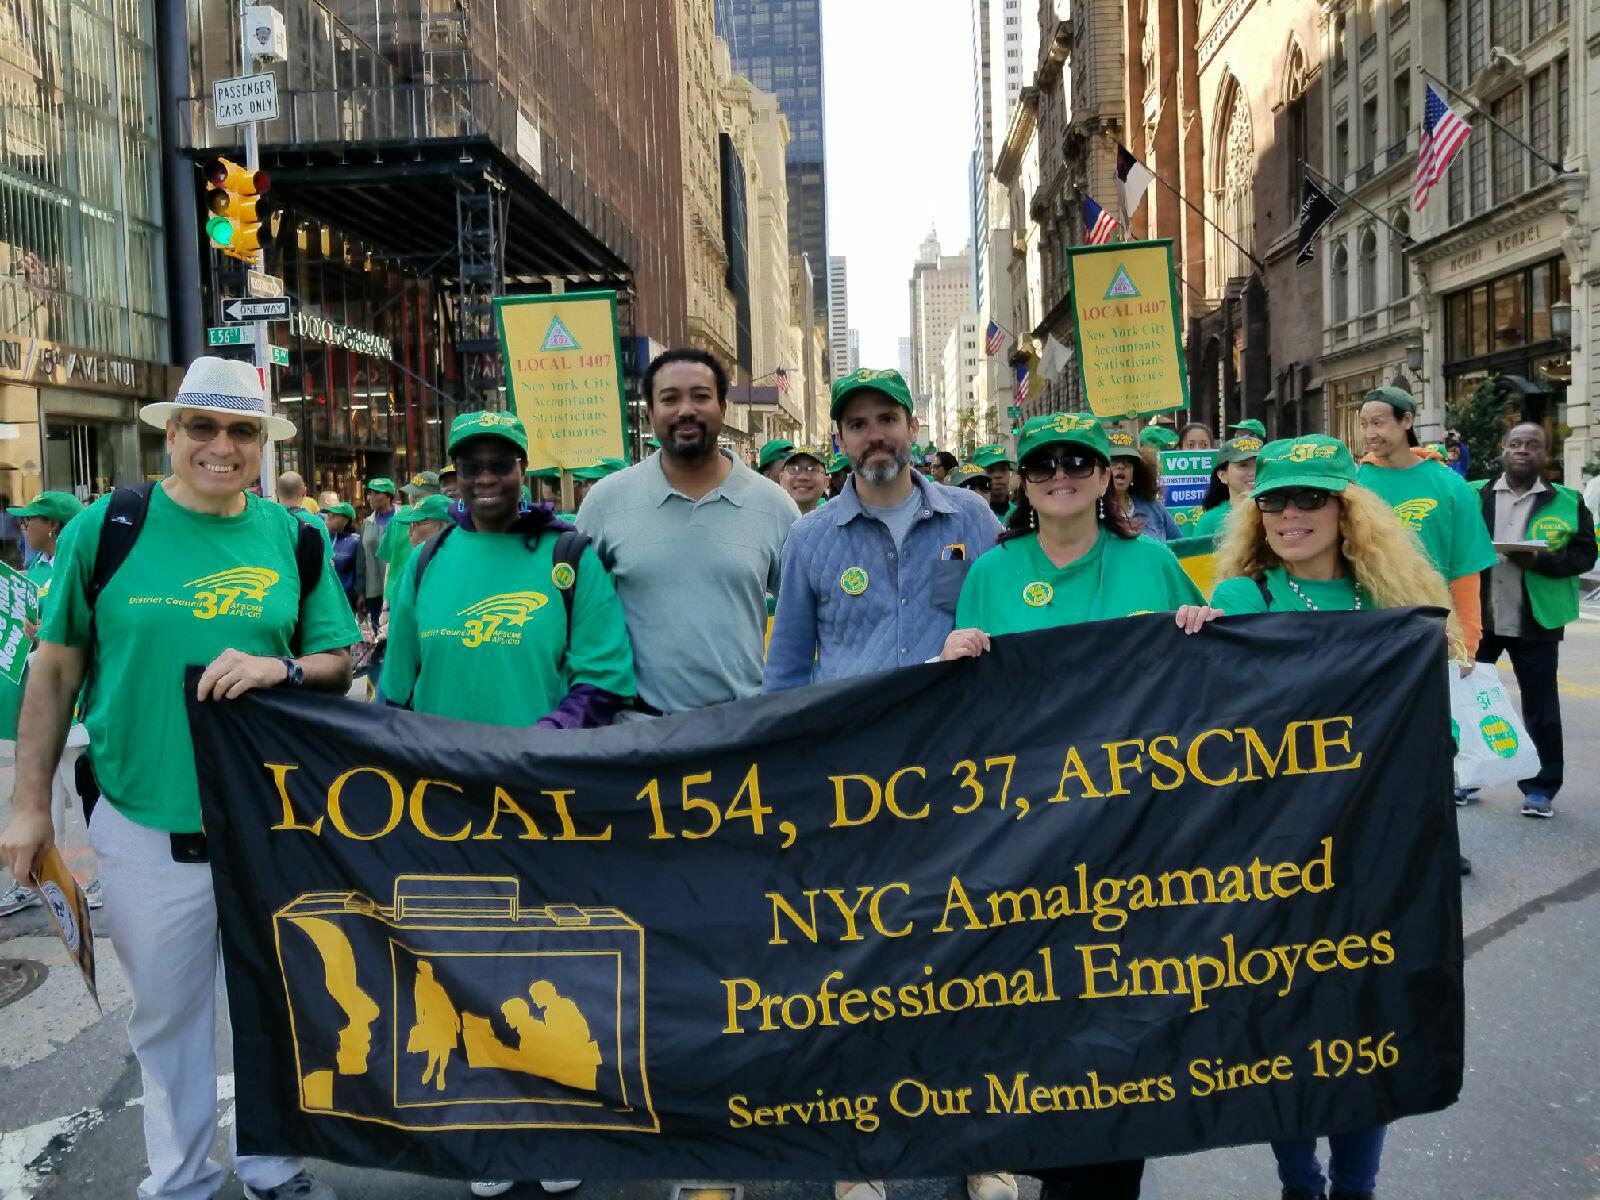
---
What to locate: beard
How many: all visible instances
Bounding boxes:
[663,418,713,459]
[853,443,910,487]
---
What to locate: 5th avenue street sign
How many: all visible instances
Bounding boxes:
[213,72,279,128]
[223,297,292,323]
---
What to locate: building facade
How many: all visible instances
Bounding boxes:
[938,313,982,451]
[682,0,740,377]
[907,232,973,412]
[828,255,848,380]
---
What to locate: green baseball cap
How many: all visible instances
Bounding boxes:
[322,502,357,521]
[401,470,441,497]
[1362,385,1417,416]
[757,438,796,470]
[781,445,828,467]
[1139,425,1179,450]
[646,435,661,450]
[1250,435,1358,498]
[829,368,915,419]
[827,452,850,473]
[949,464,991,489]
[972,444,1015,469]
[1229,419,1267,439]
[366,477,396,495]
[1216,435,1264,464]
[1016,412,1111,463]
[396,493,452,523]
[1104,428,1141,460]
[448,410,529,456]
[9,492,82,523]
[574,457,627,483]
[526,466,561,480]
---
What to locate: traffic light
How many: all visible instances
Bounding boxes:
[204,157,271,262]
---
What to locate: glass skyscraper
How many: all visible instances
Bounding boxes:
[716,0,829,325]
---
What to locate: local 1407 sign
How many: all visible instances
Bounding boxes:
[495,291,627,471]
[1066,239,1189,420]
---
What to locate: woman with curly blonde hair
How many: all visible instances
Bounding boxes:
[1210,433,1463,1200]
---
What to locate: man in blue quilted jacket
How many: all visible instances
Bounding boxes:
[762,367,998,690]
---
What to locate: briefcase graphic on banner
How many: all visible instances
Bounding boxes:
[272,874,656,1133]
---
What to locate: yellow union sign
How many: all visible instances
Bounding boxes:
[495,291,627,471]
[1066,239,1188,420]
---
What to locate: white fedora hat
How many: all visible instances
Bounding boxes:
[140,356,297,441]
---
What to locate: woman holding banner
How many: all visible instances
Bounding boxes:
[1209,433,1463,1200]
[1191,435,1261,538]
[1106,430,1181,541]
[939,414,1220,1198]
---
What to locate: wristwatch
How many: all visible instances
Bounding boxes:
[278,657,305,687]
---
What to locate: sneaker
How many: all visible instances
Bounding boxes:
[1459,855,1473,876]
[967,1173,1019,1200]
[82,879,104,909]
[1453,787,1479,807]
[835,1182,887,1200]
[1521,794,1555,818]
[1282,1188,1325,1200]
[541,1184,581,1195]
[470,1186,515,1199]
[0,882,40,917]
[244,1170,336,1200]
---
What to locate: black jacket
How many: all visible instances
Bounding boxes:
[1476,480,1597,642]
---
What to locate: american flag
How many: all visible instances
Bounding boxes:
[1414,84,1472,212]
[984,320,1008,356]
[1013,361,1029,405]
[1083,195,1119,246]
[775,367,790,395]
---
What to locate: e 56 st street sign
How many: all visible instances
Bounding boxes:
[213,72,279,128]
[222,296,292,323]
[207,326,257,347]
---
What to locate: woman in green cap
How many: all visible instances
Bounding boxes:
[1208,434,1464,1200]
[1106,429,1181,541]
[320,501,364,612]
[939,415,1218,1199]
[1191,435,1262,538]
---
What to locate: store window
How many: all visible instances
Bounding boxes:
[1443,256,1571,409]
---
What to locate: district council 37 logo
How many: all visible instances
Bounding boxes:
[457,592,549,648]
[184,567,280,620]
[1391,498,1438,530]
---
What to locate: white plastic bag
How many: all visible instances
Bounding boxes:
[1450,663,1542,790]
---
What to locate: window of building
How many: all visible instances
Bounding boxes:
[1335,119,1350,181]
[1333,15,1348,74]
[1491,0,1522,49]
[1332,241,1350,324]
[1212,79,1255,289]
[1491,88,1524,203]
[1362,97,1379,168]
[1358,227,1378,313]
[1390,210,1411,299]
[1285,43,1310,204]
[1530,0,1551,36]
[1393,73,1411,147]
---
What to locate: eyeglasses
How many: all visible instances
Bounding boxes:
[178,417,263,445]
[1021,452,1100,484]
[453,456,521,480]
[783,461,823,476]
[1255,488,1334,513]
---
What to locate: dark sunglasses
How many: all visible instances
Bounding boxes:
[1021,451,1100,484]
[1255,488,1334,513]
[453,456,522,480]
[178,417,263,445]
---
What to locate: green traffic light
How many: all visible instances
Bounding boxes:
[206,215,236,246]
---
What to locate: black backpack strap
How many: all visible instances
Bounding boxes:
[290,519,327,655]
[550,528,588,628]
[88,483,156,609]
[1254,572,1273,609]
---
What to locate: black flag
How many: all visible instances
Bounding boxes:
[1297,177,1340,266]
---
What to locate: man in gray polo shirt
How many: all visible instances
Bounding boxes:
[578,347,798,714]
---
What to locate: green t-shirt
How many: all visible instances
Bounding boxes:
[1355,458,1497,581]
[1191,501,1232,538]
[289,504,334,551]
[0,557,54,740]
[377,507,420,601]
[1211,567,1363,614]
[40,486,360,833]
[381,527,635,725]
[955,529,1203,635]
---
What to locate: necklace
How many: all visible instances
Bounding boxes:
[1285,575,1362,612]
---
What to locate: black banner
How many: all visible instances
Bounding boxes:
[190,610,1463,1182]
[1297,177,1341,266]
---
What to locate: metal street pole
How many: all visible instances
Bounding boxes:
[240,0,276,498]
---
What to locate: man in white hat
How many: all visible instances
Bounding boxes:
[0,357,358,1200]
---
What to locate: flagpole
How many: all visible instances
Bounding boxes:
[1418,68,1566,177]
[1300,162,1415,245]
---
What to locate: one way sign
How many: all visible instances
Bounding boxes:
[222,296,291,323]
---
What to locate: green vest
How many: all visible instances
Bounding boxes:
[1471,479,1581,629]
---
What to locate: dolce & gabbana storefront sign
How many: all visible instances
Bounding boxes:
[290,311,393,360]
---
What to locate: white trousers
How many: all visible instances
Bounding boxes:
[89,799,301,1199]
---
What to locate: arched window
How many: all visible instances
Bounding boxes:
[1284,41,1311,204]
[1358,226,1378,313]
[1211,77,1255,290]
[1333,14,1348,72]
[1332,241,1350,324]
[1389,210,1411,299]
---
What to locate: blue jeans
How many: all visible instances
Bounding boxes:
[1272,1124,1387,1195]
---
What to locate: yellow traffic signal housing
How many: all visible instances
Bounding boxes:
[204,157,271,262]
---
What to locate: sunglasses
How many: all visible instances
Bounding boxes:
[1021,451,1100,484]
[178,417,264,445]
[1255,488,1334,513]
[453,456,522,480]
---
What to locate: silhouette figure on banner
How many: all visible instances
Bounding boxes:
[406,960,461,1091]
[461,978,604,1092]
